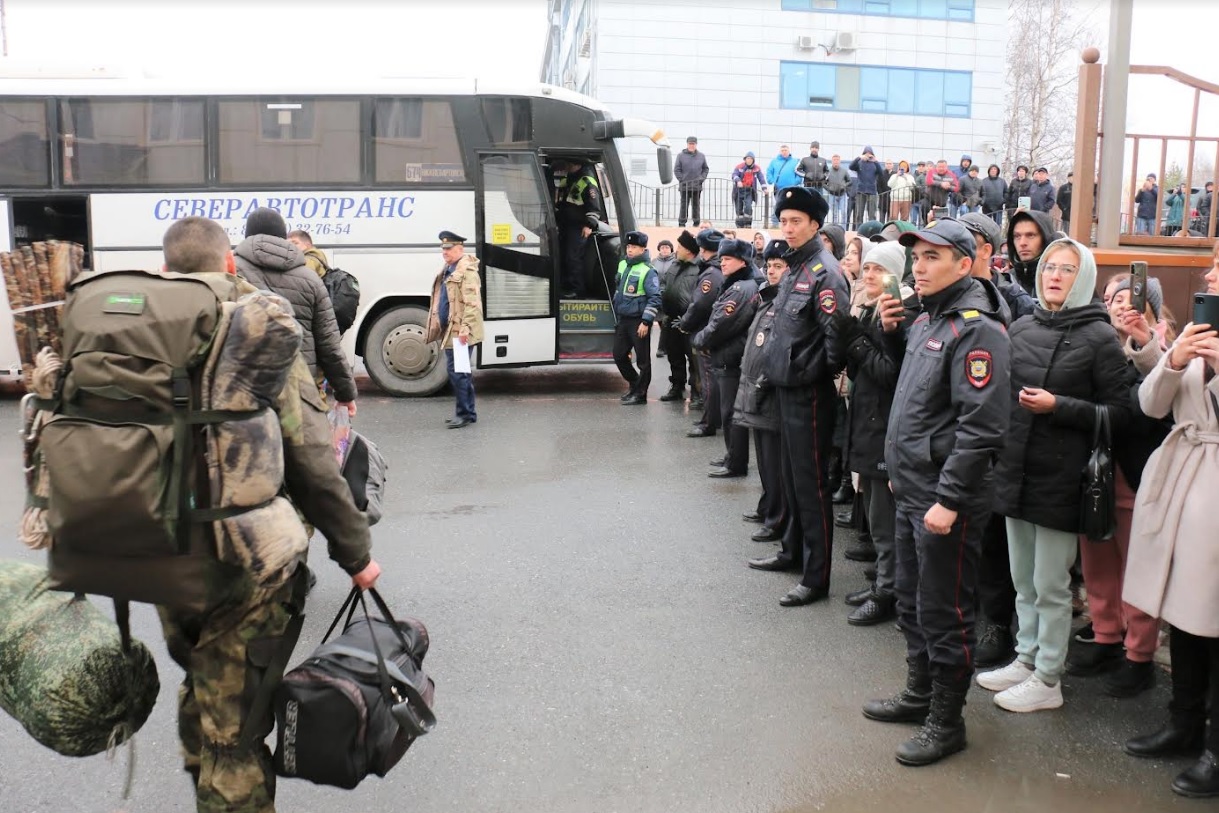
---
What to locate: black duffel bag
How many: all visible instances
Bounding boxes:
[273,587,436,788]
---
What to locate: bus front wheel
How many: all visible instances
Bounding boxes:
[362,305,449,397]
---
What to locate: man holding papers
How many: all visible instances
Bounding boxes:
[425,230,484,428]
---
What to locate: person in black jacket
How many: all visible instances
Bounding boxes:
[746,187,848,608]
[981,164,1008,228]
[660,231,703,403]
[977,238,1133,714]
[833,241,916,626]
[1006,165,1034,214]
[696,239,761,477]
[1065,273,1173,695]
[611,232,662,406]
[862,219,1011,767]
[1057,173,1073,229]
[680,229,725,434]
[961,213,1035,322]
[1006,209,1054,294]
[735,240,790,539]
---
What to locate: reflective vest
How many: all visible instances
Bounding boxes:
[561,170,598,206]
[617,259,649,297]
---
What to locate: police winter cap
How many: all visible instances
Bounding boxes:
[695,228,725,251]
[245,207,288,240]
[898,219,977,261]
[958,212,1001,251]
[716,238,754,263]
[763,239,789,261]
[676,230,700,255]
[687,136,698,144]
[438,230,467,244]
[625,231,648,248]
[772,186,829,225]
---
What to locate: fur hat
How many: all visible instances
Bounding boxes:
[763,239,789,261]
[717,238,755,264]
[773,186,829,226]
[624,231,648,248]
[676,230,700,255]
[695,229,724,252]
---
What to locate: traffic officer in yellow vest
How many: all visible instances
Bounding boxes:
[612,231,662,405]
[555,158,602,299]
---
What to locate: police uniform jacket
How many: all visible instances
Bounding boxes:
[837,296,918,480]
[611,252,661,324]
[884,275,1011,513]
[678,258,723,335]
[733,283,781,433]
[661,258,700,323]
[760,238,848,388]
[992,302,1133,533]
[557,166,601,227]
[693,266,760,370]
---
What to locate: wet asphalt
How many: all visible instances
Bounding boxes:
[0,362,1201,813]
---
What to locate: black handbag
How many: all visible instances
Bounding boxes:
[1081,404,1117,541]
[273,587,436,789]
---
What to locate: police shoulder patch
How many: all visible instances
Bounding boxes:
[724,301,737,315]
[700,280,712,294]
[966,349,993,389]
[819,290,837,315]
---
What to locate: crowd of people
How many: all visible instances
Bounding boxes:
[608,187,1219,798]
[675,138,1073,233]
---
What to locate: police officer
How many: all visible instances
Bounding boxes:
[679,229,725,435]
[734,239,790,539]
[695,238,760,477]
[659,231,703,403]
[747,187,848,607]
[555,158,602,299]
[861,219,1010,767]
[612,231,661,405]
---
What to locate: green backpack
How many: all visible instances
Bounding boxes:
[35,268,257,613]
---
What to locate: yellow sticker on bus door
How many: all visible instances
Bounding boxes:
[491,224,512,244]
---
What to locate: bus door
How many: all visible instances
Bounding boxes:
[476,153,558,367]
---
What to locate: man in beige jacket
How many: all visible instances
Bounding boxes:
[425,230,484,428]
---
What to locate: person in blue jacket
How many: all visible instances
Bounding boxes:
[766,145,801,225]
[613,231,662,405]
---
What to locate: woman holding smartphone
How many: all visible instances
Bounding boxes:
[1122,249,1219,798]
[976,237,1133,712]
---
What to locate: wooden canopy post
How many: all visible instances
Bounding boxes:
[1072,48,1103,244]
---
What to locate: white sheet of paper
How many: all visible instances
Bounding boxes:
[452,340,471,374]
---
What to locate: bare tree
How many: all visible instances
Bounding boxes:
[1002,0,1098,178]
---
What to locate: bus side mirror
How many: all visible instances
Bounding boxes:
[657,146,673,185]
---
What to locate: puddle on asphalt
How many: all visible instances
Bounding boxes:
[779,773,1176,813]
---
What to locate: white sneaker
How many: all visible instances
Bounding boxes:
[976,660,1034,692]
[994,674,1064,713]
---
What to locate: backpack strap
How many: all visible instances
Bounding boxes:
[166,368,194,554]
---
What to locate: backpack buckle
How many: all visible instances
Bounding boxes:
[171,374,191,409]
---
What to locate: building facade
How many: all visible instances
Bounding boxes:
[543,0,1008,189]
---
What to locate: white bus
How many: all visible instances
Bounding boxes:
[0,73,673,395]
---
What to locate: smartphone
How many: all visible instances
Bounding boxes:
[1194,293,1219,328]
[1018,196,1032,210]
[1129,261,1148,314]
[882,273,902,302]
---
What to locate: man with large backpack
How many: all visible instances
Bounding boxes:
[288,229,362,336]
[42,216,381,813]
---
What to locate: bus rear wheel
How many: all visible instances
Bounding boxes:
[362,305,448,397]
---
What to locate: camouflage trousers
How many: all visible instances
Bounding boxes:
[159,566,307,813]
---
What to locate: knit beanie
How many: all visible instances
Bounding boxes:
[245,207,287,239]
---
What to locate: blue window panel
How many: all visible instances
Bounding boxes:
[914,70,945,116]
[783,0,974,20]
[944,71,972,107]
[887,69,915,114]
[808,64,838,107]
[780,63,810,109]
[860,67,889,112]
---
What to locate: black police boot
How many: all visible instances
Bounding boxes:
[1125,716,1206,758]
[1173,751,1219,798]
[895,677,969,766]
[849,591,897,627]
[659,385,684,402]
[974,621,1015,669]
[844,533,877,562]
[862,657,932,724]
[832,481,855,505]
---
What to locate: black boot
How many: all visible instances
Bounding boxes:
[862,657,931,724]
[845,533,877,562]
[974,621,1015,669]
[1125,716,1206,758]
[659,385,684,402]
[832,481,855,505]
[844,585,874,607]
[849,591,897,627]
[1173,751,1219,798]
[895,677,969,766]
